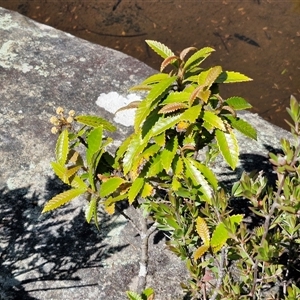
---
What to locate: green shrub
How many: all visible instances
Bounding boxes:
[44,40,300,299]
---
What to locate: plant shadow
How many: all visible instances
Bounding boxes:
[0,176,128,299]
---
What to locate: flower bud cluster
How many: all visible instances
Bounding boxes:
[50,107,76,134]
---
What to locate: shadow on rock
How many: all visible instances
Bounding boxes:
[0,176,128,299]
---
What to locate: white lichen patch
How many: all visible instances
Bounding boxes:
[96,92,141,127]
[0,13,19,30]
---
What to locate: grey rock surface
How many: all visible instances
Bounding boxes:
[0,6,293,300]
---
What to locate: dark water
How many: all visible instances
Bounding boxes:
[1,0,300,130]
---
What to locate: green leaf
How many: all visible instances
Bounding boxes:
[150,115,181,138]
[225,96,252,110]
[198,66,222,88]
[216,71,252,83]
[145,40,175,59]
[147,154,164,177]
[184,157,212,202]
[225,115,257,140]
[203,111,226,131]
[42,188,85,213]
[126,291,143,300]
[85,197,98,223]
[87,126,103,165]
[134,76,177,131]
[184,47,215,72]
[141,73,170,85]
[123,133,147,175]
[70,175,88,190]
[75,115,116,131]
[192,160,218,191]
[215,129,239,170]
[161,137,178,172]
[128,177,145,204]
[56,129,69,165]
[211,223,228,253]
[99,177,125,198]
[51,161,70,184]
[161,91,191,104]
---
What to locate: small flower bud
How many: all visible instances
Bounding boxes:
[50,116,60,125]
[56,107,64,115]
[68,110,75,117]
[51,127,59,134]
[66,116,74,123]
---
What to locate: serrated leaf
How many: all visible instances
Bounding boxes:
[99,177,125,198]
[141,182,153,198]
[194,245,210,260]
[141,73,170,85]
[211,223,228,253]
[192,160,218,191]
[198,66,222,88]
[225,115,257,140]
[134,76,177,131]
[184,47,215,72]
[161,91,191,104]
[153,132,165,147]
[85,197,98,223]
[184,158,212,202]
[196,217,210,246]
[75,115,116,131]
[87,126,103,165]
[161,55,179,72]
[115,101,141,114]
[146,40,175,59]
[216,71,252,83]
[150,115,181,137]
[126,291,143,300]
[51,162,70,184]
[129,84,153,92]
[203,111,226,131]
[66,165,81,180]
[147,154,163,177]
[42,188,85,213]
[70,175,88,190]
[128,177,145,204]
[225,96,252,110]
[56,129,69,165]
[158,103,188,114]
[173,156,184,176]
[123,133,147,175]
[161,137,178,172]
[215,129,239,170]
[171,177,181,191]
[180,46,197,61]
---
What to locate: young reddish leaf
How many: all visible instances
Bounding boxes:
[196,217,210,246]
[158,103,188,114]
[75,115,116,131]
[215,129,239,170]
[160,55,179,72]
[203,111,226,131]
[146,40,175,59]
[99,177,125,198]
[179,46,197,61]
[129,84,152,92]
[56,129,69,166]
[115,101,141,114]
[42,188,85,213]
